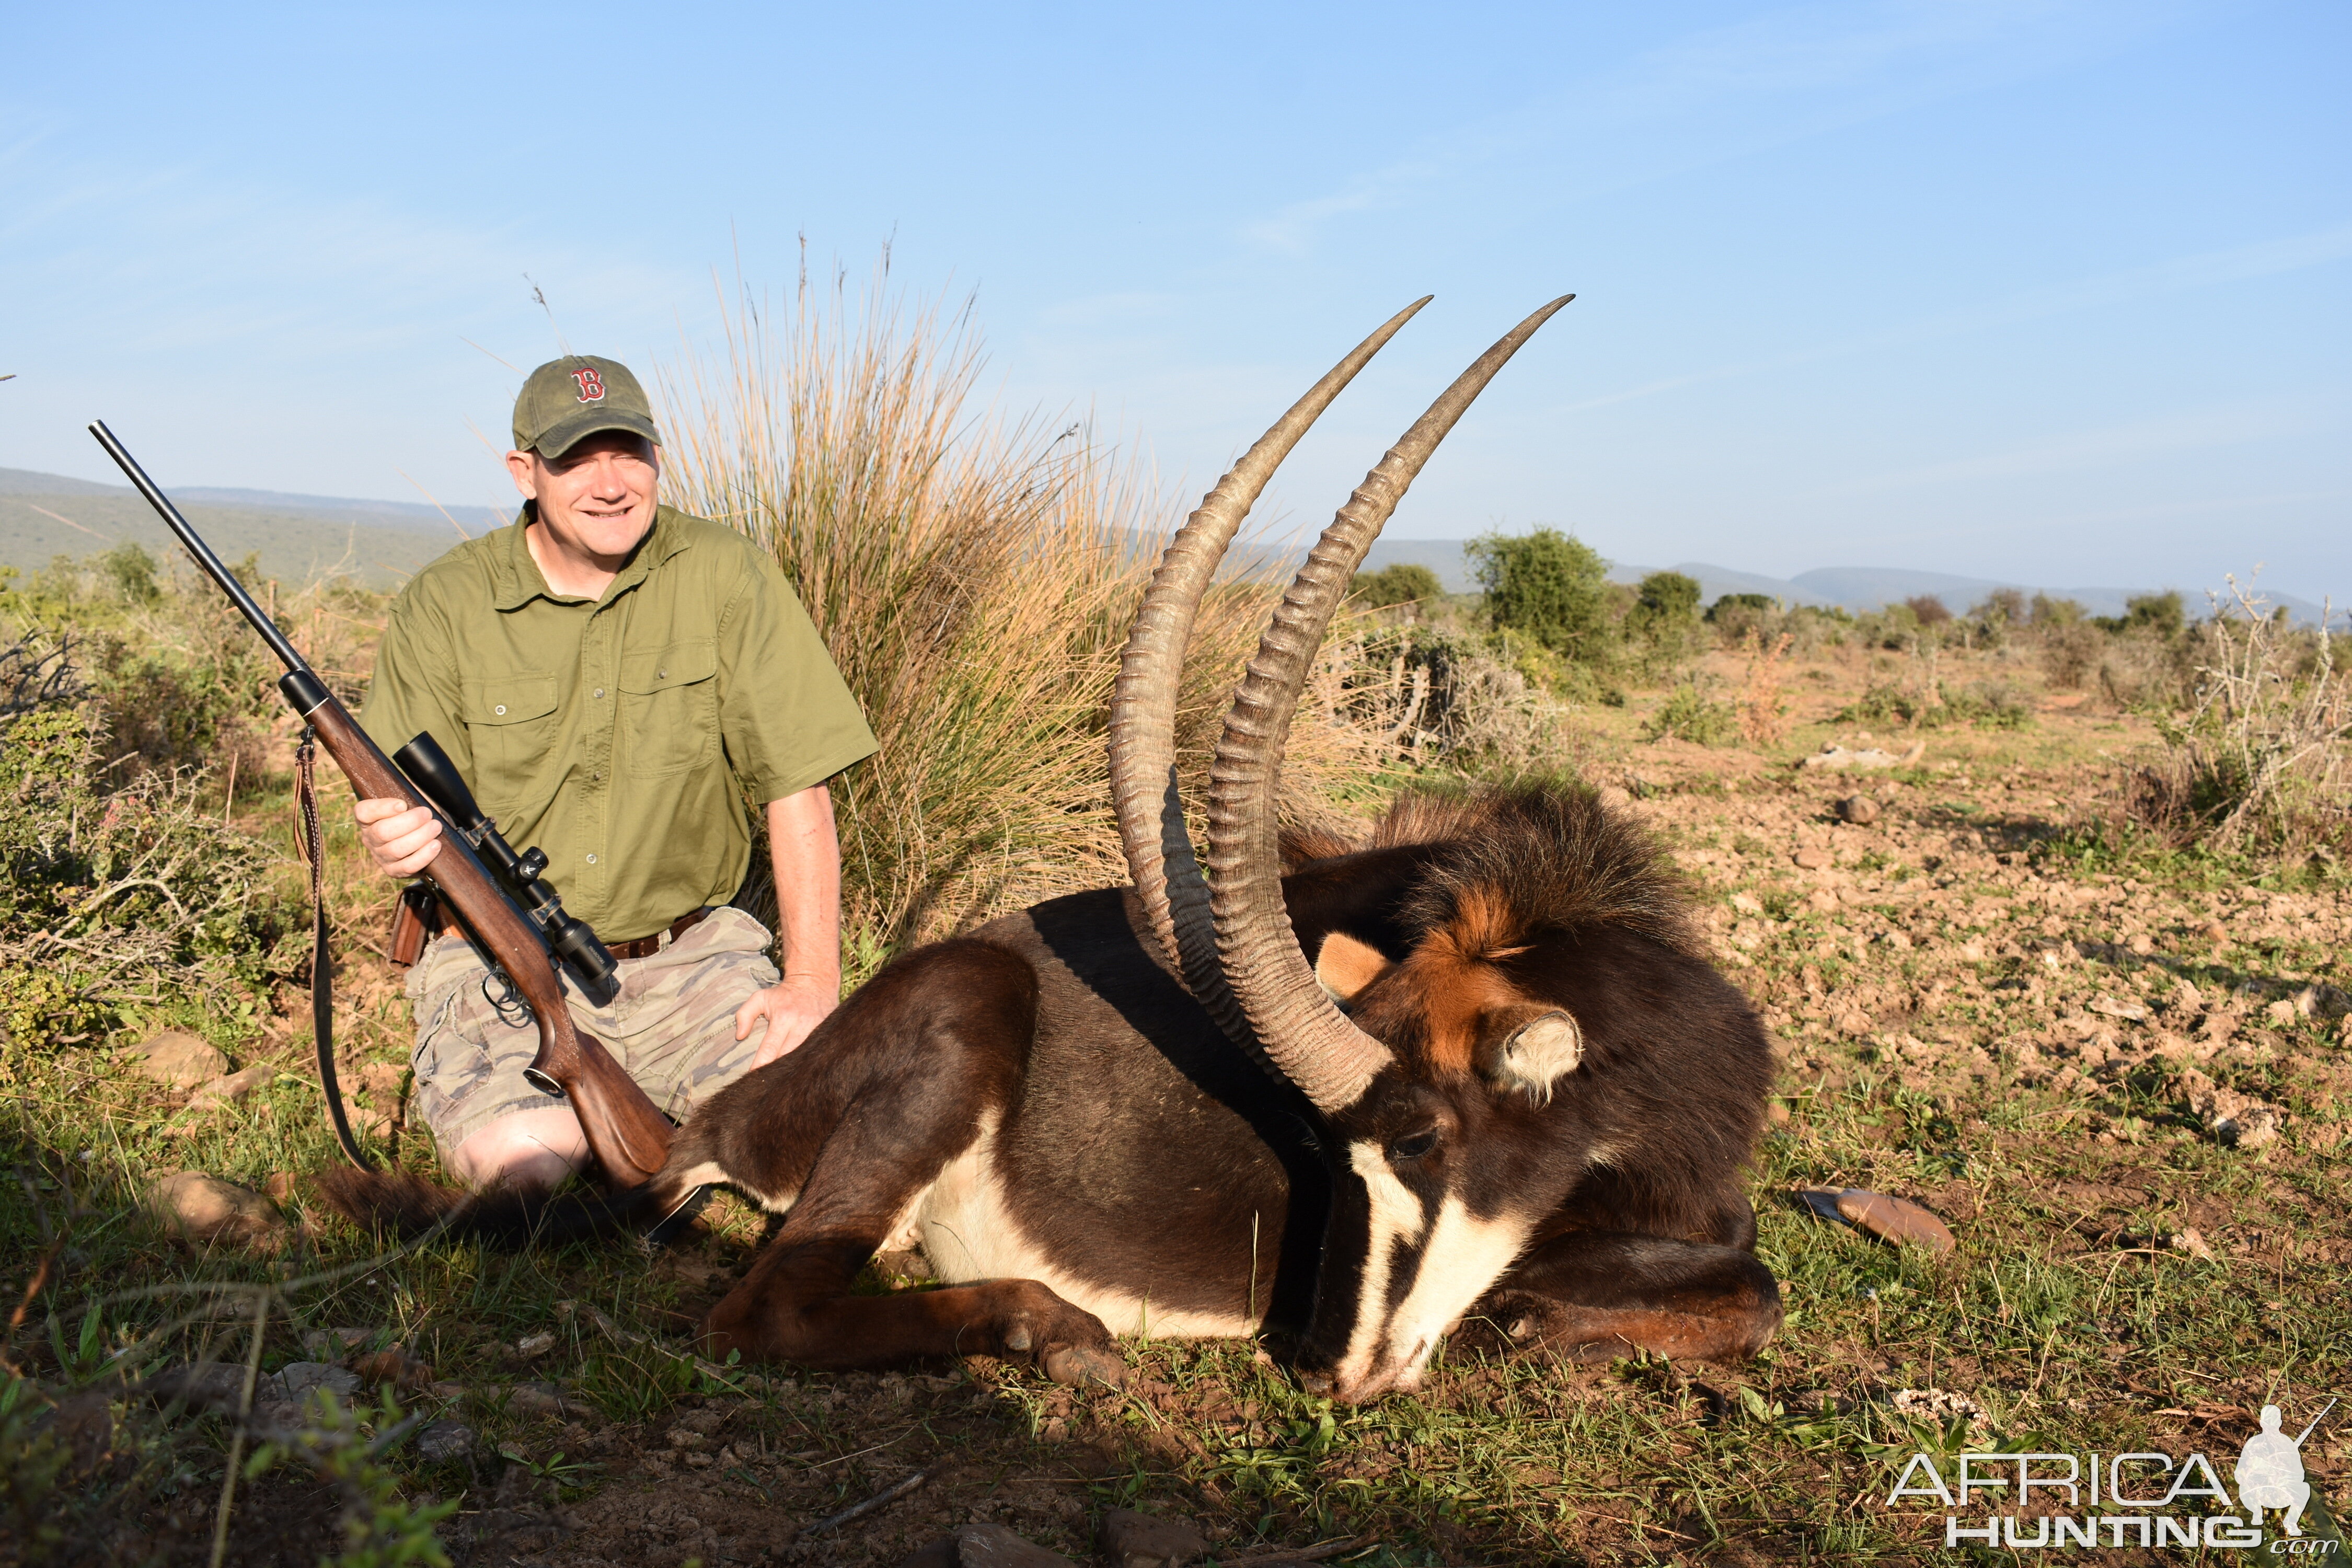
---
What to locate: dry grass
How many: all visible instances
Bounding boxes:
[2124,579,2350,852]
[656,264,1400,948]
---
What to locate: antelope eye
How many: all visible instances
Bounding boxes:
[1390,1127,1440,1161]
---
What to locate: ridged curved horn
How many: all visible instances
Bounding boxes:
[1108,298,1431,1050]
[1205,296,1576,1113]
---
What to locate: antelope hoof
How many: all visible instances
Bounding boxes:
[1041,1340,1126,1390]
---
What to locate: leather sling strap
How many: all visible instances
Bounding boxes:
[300,729,373,1170]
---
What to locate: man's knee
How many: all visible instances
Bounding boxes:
[448,1106,590,1191]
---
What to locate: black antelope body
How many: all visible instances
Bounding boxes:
[325,298,1783,1401]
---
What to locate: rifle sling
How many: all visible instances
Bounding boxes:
[300,729,374,1171]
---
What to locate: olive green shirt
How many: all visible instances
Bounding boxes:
[360,505,875,942]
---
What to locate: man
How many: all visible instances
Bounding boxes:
[354,354,875,1190]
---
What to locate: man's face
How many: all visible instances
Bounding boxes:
[506,431,660,565]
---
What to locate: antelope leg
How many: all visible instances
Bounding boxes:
[1468,1231,1783,1365]
[691,942,1122,1387]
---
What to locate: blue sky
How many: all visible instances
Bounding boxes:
[5,2,2347,601]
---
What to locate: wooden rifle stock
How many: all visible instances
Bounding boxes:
[302,699,675,1186]
[87,421,674,1189]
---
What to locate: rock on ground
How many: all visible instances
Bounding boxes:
[416,1419,476,1462]
[184,1062,274,1112]
[128,1030,227,1090]
[954,1523,1078,1567]
[1099,1506,1209,1566]
[142,1171,288,1251]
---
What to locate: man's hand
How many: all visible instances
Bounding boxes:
[354,797,443,878]
[733,974,837,1069]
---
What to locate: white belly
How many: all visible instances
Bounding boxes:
[894,1116,1257,1340]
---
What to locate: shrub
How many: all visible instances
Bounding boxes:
[1351,562,1443,609]
[1904,594,1952,626]
[1736,631,1794,748]
[1624,570,1704,674]
[1466,527,1615,666]
[0,683,284,1045]
[1835,679,2031,731]
[2121,580,2349,852]
[1643,683,1735,746]
[2096,590,2186,638]
[2038,620,2103,689]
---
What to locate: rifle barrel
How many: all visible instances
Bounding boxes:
[87,420,310,675]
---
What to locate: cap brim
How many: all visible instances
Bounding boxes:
[533,408,662,460]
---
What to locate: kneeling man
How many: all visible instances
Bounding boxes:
[354,355,874,1188]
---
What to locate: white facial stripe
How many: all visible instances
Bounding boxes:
[1336,1140,1434,1386]
[1385,1194,1532,1380]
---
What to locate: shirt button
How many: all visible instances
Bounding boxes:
[656,668,667,679]
[493,704,507,716]
[593,687,605,699]
[585,853,598,864]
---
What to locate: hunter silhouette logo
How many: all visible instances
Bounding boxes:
[571,366,605,402]
[1880,1397,2340,1551]
[2241,1401,2332,1538]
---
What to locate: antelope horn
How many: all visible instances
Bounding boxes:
[1108,297,1431,1052]
[1204,296,1576,1113]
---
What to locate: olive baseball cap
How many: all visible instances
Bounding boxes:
[512,355,662,459]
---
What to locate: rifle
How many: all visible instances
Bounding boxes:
[88,421,676,1188]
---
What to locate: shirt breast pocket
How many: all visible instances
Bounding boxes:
[457,673,559,800]
[619,638,719,778]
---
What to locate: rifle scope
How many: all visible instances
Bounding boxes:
[393,732,621,1002]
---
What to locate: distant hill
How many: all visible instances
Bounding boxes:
[0,467,507,589]
[1353,536,2332,626]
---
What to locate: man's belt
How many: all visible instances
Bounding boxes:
[602,907,712,960]
[390,892,710,967]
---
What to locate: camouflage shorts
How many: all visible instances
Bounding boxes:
[405,905,780,1156]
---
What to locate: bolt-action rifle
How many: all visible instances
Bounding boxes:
[88,421,674,1188]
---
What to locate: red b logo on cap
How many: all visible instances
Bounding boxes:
[571,367,606,403]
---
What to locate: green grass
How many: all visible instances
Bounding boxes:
[7,725,2347,1564]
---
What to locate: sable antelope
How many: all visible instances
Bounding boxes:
[325,298,1782,1402]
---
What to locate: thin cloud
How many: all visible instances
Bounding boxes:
[1239,0,2193,256]
[1557,219,2352,414]
[1797,398,2341,500]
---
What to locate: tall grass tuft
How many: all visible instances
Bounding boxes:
[658,267,1358,949]
[2123,578,2349,853]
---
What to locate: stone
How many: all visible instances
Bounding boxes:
[507,1382,572,1419]
[143,1171,287,1251]
[515,1330,557,1357]
[2164,1228,2214,1260]
[2199,920,2229,943]
[128,1030,227,1090]
[145,1362,252,1414]
[1835,1191,1956,1255]
[895,1541,959,1568]
[416,1419,476,1462]
[2191,1084,2284,1150]
[352,1345,434,1392]
[1890,1386,1987,1435]
[2089,996,2149,1022]
[184,1063,274,1112]
[301,1327,374,1361]
[1099,1507,1209,1567]
[1837,794,1880,825]
[276,1362,362,1406]
[1803,745,1916,772]
[1800,1188,1955,1255]
[1730,891,1763,914]
[955,1523,1077,1568]
[1792,846,1831,870]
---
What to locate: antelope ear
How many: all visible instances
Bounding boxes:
[1488,1010,1583,1101]
[1314,931,1395,1006]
